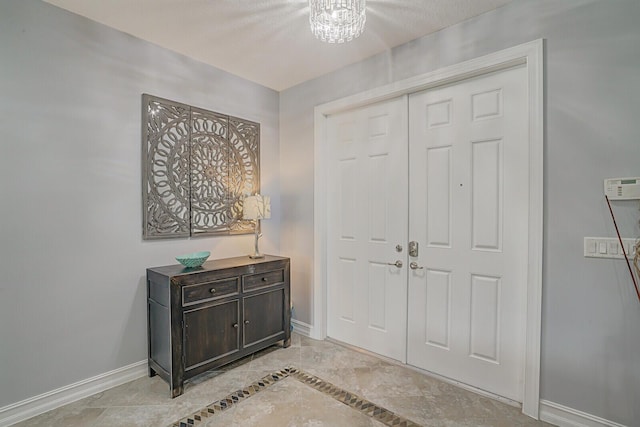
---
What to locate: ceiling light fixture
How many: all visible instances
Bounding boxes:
[309,0,366,43]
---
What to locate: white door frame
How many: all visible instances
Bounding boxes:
[313,39,544,418]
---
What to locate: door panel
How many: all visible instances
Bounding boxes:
[326,96,408,362]
[243,289,285,347]
[183,300,240,370]
[407,65,528,401]
[424,268,452,350]
[337,257,356,322]
[469,274,501,363]
[426,146,452,247]
[471,139,502,251]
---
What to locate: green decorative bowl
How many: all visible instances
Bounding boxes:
[176,251,210,268]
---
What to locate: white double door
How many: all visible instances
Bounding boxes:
[326,65,529,401]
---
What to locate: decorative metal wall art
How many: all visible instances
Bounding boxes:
[142,94,260,239]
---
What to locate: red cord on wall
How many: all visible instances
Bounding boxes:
[605,195,640,302]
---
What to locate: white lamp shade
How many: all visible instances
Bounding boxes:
[243,195,271,220]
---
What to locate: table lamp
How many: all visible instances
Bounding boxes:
[242,194,271,258]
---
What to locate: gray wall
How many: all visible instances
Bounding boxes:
[280,0,640,424]
[0,0,280,408]
[2,0,639,423]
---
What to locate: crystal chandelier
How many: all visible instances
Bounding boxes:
[309,0,366,43]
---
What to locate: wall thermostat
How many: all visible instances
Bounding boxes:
[604,177,640,200]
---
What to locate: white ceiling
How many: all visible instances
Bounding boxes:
[43,0,512,91]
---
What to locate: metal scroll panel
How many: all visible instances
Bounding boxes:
[190,107,230,235]
[142,94,260,239]
[142,95,191,238]
[226,116,260,233]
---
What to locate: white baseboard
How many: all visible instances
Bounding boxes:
[0,360,147,427]
[291,319,312,337]
[540,400,628,427]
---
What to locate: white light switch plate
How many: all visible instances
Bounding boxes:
[584,237,637,259]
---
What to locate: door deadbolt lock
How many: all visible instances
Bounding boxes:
[395,244,403,252]
[409,241,419,257]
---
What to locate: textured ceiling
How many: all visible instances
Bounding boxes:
[43,0,512,91]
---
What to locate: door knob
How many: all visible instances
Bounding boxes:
[387,260,403,268]
[410,262,424,270]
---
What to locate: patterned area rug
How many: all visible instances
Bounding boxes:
[169,367,422,427]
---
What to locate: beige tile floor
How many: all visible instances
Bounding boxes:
[14,333,554,427]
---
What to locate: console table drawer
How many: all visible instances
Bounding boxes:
[183,278,239,306]
[243,269,284,292]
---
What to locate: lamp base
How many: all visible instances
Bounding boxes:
[249,224,264,259]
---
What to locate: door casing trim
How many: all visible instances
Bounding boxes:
[313,39,544,418]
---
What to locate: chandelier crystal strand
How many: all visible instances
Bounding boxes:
[309,0,366,43]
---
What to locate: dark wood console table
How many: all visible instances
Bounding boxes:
[146,255,291,397]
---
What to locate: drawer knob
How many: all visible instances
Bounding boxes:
[244,320,250,324]
[209,288,216,293]
[261,277,268,282]
[233,323,239,328]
